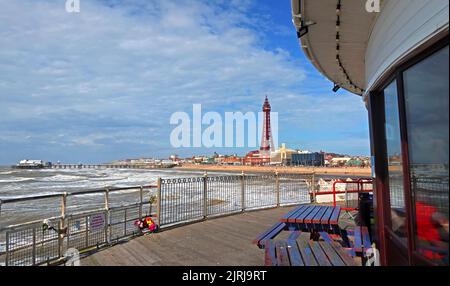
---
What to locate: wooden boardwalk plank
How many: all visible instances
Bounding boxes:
[82,206,297,266]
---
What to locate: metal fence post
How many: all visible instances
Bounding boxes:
[241,171,245,212]
[59,192,67,259]
[311,172,316,203]
[139,186,143,220]
[275,171,280,207]
[32,227,36,266]
[104,189,110,244]
[203,172,208,219]
[124,208,127,237]
[85,216,89,249]
[156,178,162,228]
[5,231,9,266]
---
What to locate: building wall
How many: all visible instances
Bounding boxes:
[291,153,324,167]
[366,0,449,91]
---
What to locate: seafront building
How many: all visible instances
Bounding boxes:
[292,0,448,265]
[291,152,325,167]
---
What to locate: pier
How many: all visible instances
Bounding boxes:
[51,164,172,169]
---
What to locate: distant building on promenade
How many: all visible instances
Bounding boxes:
[223,156,243,165]
[291,152,325,167]
[270,143,298,165]
[244,150,270,166]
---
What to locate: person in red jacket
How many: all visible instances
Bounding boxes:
[415,201,448,263]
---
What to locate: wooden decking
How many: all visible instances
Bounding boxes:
[81,207,297,266]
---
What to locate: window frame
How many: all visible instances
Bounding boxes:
[370,36,449,266]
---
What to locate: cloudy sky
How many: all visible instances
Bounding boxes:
[0,0,370,164]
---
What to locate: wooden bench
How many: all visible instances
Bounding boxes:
[350,226,372,255]
[281,205,341,233]
[264,237,358,266]
[252,222,286,249]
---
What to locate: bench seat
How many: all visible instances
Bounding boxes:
[252,222,286,249]
[351,226,372,254]
[264,238,358,266]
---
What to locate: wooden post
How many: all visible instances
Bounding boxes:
[203,172,208,219]
[156,178,162,228]
[241,171,245,212]
[276,171,280,207]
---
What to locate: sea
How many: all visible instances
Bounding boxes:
[0,166,365,227]
[0,167,239,228]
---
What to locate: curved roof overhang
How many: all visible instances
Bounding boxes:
[291,0,378,96]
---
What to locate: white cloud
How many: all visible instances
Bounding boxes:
[0,0,368,163]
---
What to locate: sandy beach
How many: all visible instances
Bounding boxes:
[176,164,372,177]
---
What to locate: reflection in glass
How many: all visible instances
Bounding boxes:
[384,81,406,238]
[404,46,449,265]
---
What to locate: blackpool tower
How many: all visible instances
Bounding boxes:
[260,96,275,156]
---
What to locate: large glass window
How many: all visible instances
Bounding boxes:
[384,81,407,238]
[403,46,449,265]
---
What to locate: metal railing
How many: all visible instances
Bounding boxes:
[0,172,314,266]
[157,172,313,228]
[0,185,156,266]
[314,179,374,211]
[412,176,449,216]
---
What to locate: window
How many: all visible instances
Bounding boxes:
[403,46,449,265]
[384,81,407,238]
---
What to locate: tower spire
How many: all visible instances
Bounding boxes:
[260,96,274,155]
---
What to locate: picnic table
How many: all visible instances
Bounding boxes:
[263,232,358,266]
[253,204,373,266]
[280,205,341,234]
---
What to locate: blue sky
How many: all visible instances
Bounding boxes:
[0,0,370,164]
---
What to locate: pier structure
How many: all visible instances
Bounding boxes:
[51,164,169,170]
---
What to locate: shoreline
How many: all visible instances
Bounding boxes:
[175,164,372,177]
